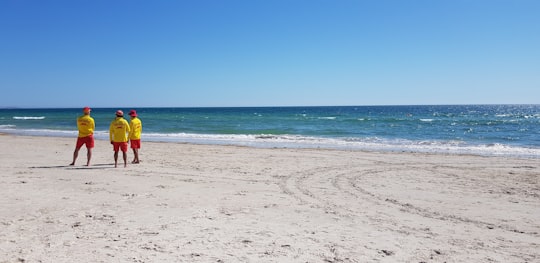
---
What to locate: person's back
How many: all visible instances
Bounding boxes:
[129,117,142,140]
[77,114,95,137]
[110,117,130,142]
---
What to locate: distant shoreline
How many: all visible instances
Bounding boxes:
[1,133,538,160]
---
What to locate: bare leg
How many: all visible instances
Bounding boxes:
[86,148,92,166]
[132,148,139,164]
[122,151,127,167]
[70,147,81,165]
[114,151,119,168]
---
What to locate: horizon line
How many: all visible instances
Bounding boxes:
[1,103,539,110]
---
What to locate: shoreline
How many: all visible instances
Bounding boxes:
[0,134,539,262]
[1,131,539,159]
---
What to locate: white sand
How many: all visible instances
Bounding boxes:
[0,134,539,262]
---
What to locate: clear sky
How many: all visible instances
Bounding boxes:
[1,0,539,108]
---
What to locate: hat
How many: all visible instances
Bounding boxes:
[129,109,137,117]
[83,107,91,113]
[115,110,124,117]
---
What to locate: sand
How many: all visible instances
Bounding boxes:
[0,134,538,262]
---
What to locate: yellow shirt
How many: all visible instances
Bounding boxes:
[77,114,95,138]
[109,117,130,142]
[128,117,142,140]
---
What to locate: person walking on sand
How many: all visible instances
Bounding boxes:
[128,109,142,164]
[70,107,95,166]
[109,110,130,168]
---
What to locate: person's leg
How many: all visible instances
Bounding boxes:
[70,147,81,165]
[86,147,92,166]
[114,151,119,168]
[130,140,140,163]
[132,148,139,164]
[122,151,127,167]
[85,136,94,166]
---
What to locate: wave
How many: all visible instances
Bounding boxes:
[13,116,46,120]
[139,132,540,158]
[0,128,538,158]
[0,128,77,137]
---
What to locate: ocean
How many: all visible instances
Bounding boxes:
[1,105,539,158]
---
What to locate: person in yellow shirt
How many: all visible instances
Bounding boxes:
[70,107,95,166]
[109,110,130,168]
[128,109,142,164]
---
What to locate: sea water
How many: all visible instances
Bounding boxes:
[1,105,539,158]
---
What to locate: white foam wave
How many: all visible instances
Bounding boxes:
[1,128,538,158]
[13,116,45,120]
[139,132,540,158]
[0,128,77,137]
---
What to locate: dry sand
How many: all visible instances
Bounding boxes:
[0,134,539,262]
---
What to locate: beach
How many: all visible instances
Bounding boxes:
[0,134,538,262]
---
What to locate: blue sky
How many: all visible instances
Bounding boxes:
[1,0,539,108]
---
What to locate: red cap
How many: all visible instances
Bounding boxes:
[129,109,137,117]
[115,110,124,117]
[83,107,91,113]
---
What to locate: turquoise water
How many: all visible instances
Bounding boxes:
[1,105,539,157]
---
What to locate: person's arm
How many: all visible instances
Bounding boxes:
[89,118,95,135]
[109,121,113,143]
[126,120,131,140]
[76,117,81,132]
[128,121,133,139]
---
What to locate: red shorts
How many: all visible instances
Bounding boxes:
[76,135,94,148]
[130,139,141,149]
[113,142,128,152]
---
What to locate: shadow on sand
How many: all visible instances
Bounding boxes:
[30,163,115,170]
